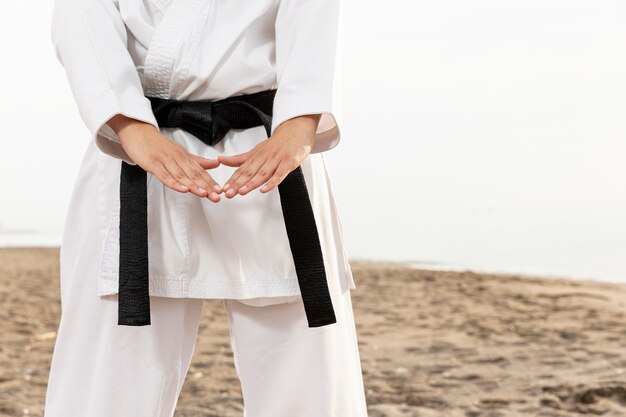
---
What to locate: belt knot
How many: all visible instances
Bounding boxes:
[147,90,275,147]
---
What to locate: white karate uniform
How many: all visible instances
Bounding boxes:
[43,147,367,416]
[49,0,356,306]
[44,0,368,415]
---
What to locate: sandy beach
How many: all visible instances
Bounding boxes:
[0,247,625,417]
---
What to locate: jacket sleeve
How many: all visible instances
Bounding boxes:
[50,0,158,164]
[271,0,345,154]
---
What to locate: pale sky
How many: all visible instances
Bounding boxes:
[1,0,626,282]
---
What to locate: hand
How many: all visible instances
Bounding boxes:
[217,114,321,198]
[109,114,224,202]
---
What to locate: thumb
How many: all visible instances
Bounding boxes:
[218,151,251,167]
[190,154,220,170]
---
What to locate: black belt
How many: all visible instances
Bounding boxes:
[117,88,337,328]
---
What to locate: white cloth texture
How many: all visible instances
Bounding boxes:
[42,189,369,416]
[49,0,356,306]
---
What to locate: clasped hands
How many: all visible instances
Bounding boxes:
[110,113,320,203]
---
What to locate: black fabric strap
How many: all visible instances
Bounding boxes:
[118,162,150,325]
[277,166,336,326]
[117,88,337,327]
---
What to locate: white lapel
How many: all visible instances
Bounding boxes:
[143,0,212,98]
[148,0,174,12]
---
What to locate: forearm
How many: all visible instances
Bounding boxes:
[108,114,158,141]
[275,113,321,143]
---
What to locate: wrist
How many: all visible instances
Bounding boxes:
[108,114,158,141]
[282,113,320,128]
[275,114,320,139]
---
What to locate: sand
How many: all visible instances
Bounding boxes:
[0,247,625,417]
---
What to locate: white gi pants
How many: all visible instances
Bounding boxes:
[42,233,368,417]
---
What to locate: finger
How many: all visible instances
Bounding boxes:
[218,151,251,168]
[181,156,223,201]
[237,159,279,196]
[182,154,221,191]
[219,152,253,195]
[223,156,267,198]
[221,159,251,196]
[167,143,220,198]
[162,157,208,198]
[260,161,294,193]
[152,162,191,193]
[175,157,213,198]
[191,153,221,170]
[184,153,223,193]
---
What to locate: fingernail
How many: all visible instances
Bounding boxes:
[211,192,219,199]
[223,183,230,190]
[199,187,207,194]
[240,185,248,192]
[214,184,222,191]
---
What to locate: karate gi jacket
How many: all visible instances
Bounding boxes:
[49,0,356,306]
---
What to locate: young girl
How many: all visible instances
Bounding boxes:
[44,0,368,415]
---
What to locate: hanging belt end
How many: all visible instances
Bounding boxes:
[306,312,337,328]
[118,316,151,326]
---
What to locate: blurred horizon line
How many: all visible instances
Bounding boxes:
[1,231,624,285]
